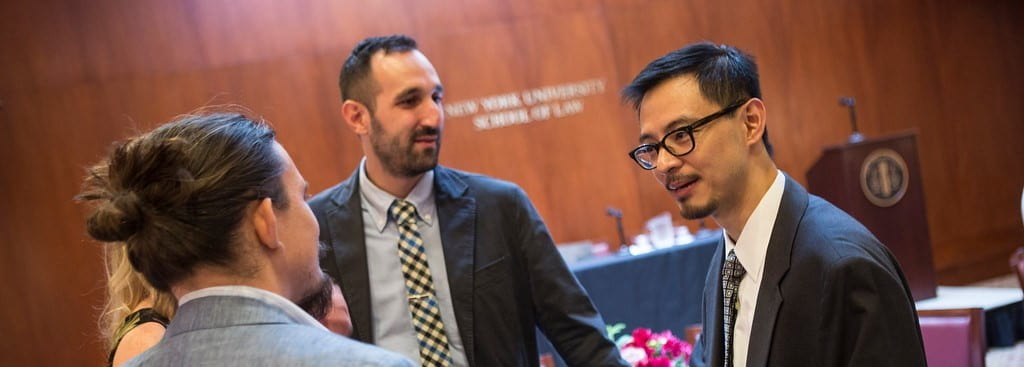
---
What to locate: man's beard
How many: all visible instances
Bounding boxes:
[370,116,440,177]
[678,195,719,220]
[664,173,719,220]
[296,272,334,320]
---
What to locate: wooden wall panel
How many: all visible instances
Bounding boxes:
[425,8,643,243]
[1,0,1022,365]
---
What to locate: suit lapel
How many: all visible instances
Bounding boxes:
[705,239,726,367]
[433,166,477,366]
[745,175,808,367]
[324,170,375,343]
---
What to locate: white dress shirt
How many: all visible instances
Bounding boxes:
[722,170,785,367]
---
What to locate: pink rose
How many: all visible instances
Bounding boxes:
[652,330,676,341]
[637,356,673,367]
[626,328,655,355]
[620,346,647,366]
[632,327,653,346]
[662,338,687,358]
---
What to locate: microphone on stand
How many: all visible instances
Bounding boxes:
[605,207,628,253]
[839,96,865,143]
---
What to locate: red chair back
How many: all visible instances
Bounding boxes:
[917,308,986,367]
[684,323,703,347]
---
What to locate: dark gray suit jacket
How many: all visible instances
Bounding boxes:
[309,165,627,367]
[691,175,927,367]
[124,295,415,367]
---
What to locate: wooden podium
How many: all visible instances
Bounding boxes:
[806,132,937,301]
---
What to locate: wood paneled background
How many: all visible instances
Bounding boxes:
[1,0,1021,365]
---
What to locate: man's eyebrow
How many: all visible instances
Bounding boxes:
[664,114,698,131]
[637,115,695,143]
[393,87,421,102]
[392,83,444,102]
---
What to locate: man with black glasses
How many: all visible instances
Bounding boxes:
[622,42,926,367]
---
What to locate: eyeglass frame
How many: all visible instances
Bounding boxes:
[628,99,750,170]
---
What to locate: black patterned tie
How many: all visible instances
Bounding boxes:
[390,199,453,367]
[721,250,746,367]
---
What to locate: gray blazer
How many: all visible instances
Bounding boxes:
[123,295,416,367]
[310,165,627,367]
[691,175,926,367]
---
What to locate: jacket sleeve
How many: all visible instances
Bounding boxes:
[508,187,628,367]
[819,252,928,367]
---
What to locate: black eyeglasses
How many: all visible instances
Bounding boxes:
[628,99,749,170]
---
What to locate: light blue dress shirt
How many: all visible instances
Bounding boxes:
[358,159,468,367]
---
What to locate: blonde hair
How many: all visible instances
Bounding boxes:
[100,243,177,349]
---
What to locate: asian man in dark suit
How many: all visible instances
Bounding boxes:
[309,35,626,367]
[621,42,927,367]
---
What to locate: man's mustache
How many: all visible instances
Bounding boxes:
[412,126,440,140]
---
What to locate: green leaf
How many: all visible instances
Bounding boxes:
[606,323,626,340]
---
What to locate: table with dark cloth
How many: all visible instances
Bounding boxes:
[537,234,720,366]
[987,301,1024,347]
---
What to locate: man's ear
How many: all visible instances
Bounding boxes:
[341,100,371,135]
[252,198,280,250]
[742,98,767,148]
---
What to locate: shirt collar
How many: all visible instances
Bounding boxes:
[177,285,327,330]
[358,158,436,232]
[723,170,786,283]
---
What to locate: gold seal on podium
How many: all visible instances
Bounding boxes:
[860,148,909,207]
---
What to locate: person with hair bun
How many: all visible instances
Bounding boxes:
[79,111,414,367]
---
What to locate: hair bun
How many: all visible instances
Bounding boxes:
[86,191,144,242]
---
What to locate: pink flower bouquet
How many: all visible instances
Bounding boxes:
[608,324,692,367]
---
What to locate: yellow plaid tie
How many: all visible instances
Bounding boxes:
[390,199,453,367]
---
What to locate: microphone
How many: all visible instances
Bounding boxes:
[605,207,628,252]
[839,96,865,143]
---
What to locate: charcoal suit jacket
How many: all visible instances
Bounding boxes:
[691,175,927,367]
[310,165,626,367]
